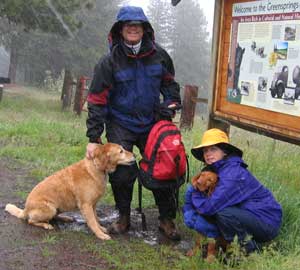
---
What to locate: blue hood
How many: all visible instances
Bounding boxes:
[108,6,154,49]
[117,6,149,22]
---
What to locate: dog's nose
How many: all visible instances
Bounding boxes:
[196,177,203,184]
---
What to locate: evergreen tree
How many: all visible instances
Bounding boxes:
[18,0,122,84]
[0,0,122,84]
[147,0,211,94]
[147,0,176,53]
[0,0,93,35]
[172,0,211,90]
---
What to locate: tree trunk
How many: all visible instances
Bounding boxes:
[8,36,18,83]
[61,69,73,111]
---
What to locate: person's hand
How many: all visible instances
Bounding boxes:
[86,143,99,159]
[159,101,182,120]
[166,102,182,110]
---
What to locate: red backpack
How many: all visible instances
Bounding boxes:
[139,120,187,188]
[138,120,188,230]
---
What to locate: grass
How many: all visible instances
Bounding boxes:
[40,246,56,258]
[42,235,58,245]
[14,190,29,200]
[1,85,300,269]
[85,238,190,270]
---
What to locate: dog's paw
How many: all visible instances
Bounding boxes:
[44,224,54,230]
[186,249,196,257]
[99,225,108,233]
[99,233,111,240]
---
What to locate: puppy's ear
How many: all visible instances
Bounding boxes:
[207,186,215,196]
[207,173,218,196]
[191,172,202,189]
[93,146,110,171]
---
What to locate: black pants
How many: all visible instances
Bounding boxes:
[106,122,177,220]
[215,206,279,253]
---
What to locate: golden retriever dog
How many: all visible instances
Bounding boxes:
[191,170,218,196]
[5,143,135,240]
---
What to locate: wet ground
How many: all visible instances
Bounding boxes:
[0,157,193,270]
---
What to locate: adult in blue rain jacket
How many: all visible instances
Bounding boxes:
[183,128,282,256]
[85,6,181,240]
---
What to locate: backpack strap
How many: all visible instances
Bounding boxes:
[138,181,147,231]
[174,155,180,211]
[173,153,190,212]
[186,154,190,183]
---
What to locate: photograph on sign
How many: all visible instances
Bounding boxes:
[226,0,300,116]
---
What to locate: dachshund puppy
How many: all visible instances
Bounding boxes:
[186,167,219,261]
[191,168,218,196]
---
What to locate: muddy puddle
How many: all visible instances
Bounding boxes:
[55,205,193,252]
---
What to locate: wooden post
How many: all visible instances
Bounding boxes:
[73,76,83,115]
[0,78,10,103]
[73,76,91,114]
[0,85,3,102]
[207,0,230,135]
[180,85,198,130]
[208,117,230,134]
[61,69,73,111]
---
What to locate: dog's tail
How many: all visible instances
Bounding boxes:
[5,203,26,219]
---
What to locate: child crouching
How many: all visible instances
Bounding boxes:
[183,128,282,262]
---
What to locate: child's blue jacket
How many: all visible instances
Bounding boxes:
[183,156,282,230]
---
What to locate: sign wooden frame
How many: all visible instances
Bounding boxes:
[210,0,300,144]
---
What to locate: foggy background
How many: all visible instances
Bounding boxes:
[0,0,214,111]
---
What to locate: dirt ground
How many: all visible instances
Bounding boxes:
[0,157,192,270]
